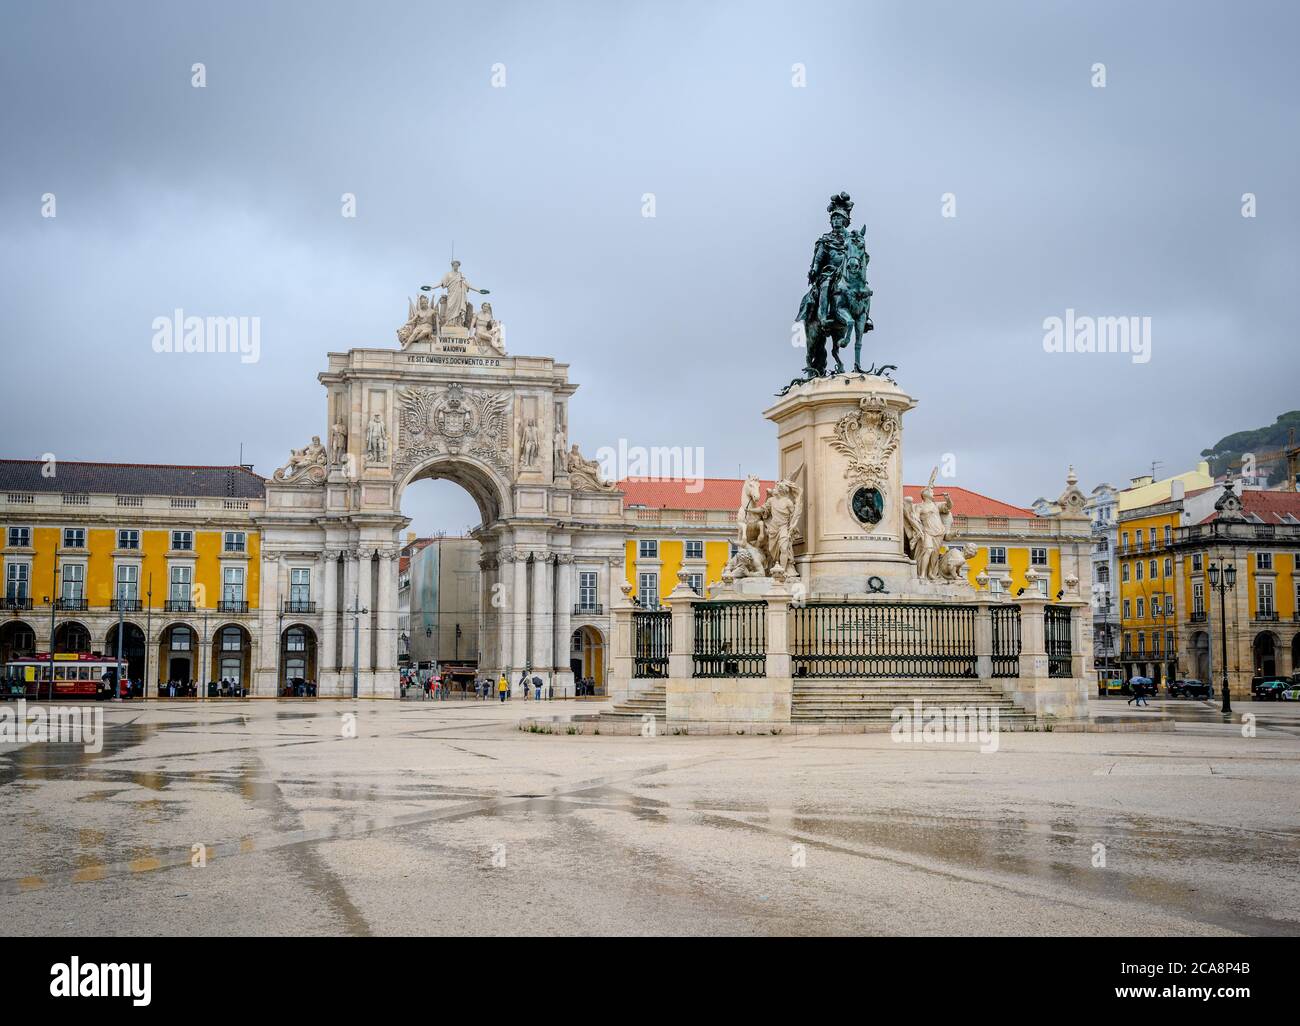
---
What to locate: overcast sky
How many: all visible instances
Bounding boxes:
[2,0,1296,534]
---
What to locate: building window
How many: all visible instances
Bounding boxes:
[116,563,138,601]
[1193,582,1204,614]
[1166,630,1175,655]
[62,528,85,549]
[224,531,246,553]
[1148,528,1156,546]
[1149,559,1158,578]
[1123,599,1131,619]
[1164,557,1172,578]
[1137,634,1145,655]
[7,526,31,548]
[289,568,310,607]
[687,572,704,595]
[1136,597,1145,619]
[1165,594,1174,616]
[988,546,1007,566]
[1164,525,1172,545]
[637,572,658,608]
[170,625,192,652]
[1121,562,1130,582]
[170,565,192,603]
[285,627,306,653]
[1192,553,1203,572]
[1037,577,1049,596]
[577,571,598,611]
[1135,561,1144,582]
[684,540,704,560]
[117,529,140,550]
[1258,580,1275,616]
[638,540,658,559]
[171,530,193,551]
[220,626,242,652]
[1095,565,1109,584]
[6,562,30,601]
[223,566,245,603]
[1256,552,1273,571]
[1030,547,1048,567]
[61,563,85,601]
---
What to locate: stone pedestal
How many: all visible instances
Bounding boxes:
[764,375,918,597]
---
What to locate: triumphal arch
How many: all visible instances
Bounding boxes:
[253,262,626,697]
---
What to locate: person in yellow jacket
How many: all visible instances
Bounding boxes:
[497,674,508,703]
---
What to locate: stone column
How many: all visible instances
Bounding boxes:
[341,550,359,686]
[497,550,515,677]
[321,550,340,681]
[530,551,551,676]
[478,553,496,680]
[259,551,282,695]
[356,548,374,679]
[375,547,397,680]
[973,599,994,681]
[511,551,528,675]
[553,553,574,694]
[609,581,635,705]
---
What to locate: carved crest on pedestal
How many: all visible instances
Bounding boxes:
[394,382,511,473]
[829,394,899,490]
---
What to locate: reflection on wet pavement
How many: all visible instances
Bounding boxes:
[2,698,1298,935]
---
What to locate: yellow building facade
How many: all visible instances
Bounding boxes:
[1,461,266,691]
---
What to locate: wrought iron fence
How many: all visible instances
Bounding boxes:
[790,602,977,679]
[632,609,671,678]
[1045,604,1073,678]
[991,604,1021,678]
[692,600,767,678]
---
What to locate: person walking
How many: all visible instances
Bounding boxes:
[497,674,508,704]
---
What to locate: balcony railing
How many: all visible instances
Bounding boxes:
[56,597,88,611]
[1255,610,1279,622]
[282,600,316,614]
[573,602,603,615]
[1190,610,1207,623]
[165,599,196,612]
[3,596,33,611]
[218,599,250,613]
[111,598,142,612]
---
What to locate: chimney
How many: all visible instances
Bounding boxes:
[1170,481,1185,501]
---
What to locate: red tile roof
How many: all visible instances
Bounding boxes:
[1199,489,1300,524]
[618,477,1032,518]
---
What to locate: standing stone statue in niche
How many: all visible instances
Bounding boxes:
[552,418,567,477]
[795,192,874,378]
[329,421,347,463]
[518,417,540,469]
[366,413,389,465]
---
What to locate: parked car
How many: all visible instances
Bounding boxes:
[1279,686,1300,702]
[1168,679,1213,700]
[1252,677,1288,701]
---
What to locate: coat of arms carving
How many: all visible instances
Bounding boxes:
[829,394,899,490]
[395,382,511,473]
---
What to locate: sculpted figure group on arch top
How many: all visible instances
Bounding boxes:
[397,259,506,355]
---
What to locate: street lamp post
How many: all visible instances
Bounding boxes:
[1207,559,1237,714]
[348,603,369,699]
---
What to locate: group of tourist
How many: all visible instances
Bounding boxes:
[156,677,253,698]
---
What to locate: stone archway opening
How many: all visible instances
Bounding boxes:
[571,625,606,695]
[158,622,198,696]
[0,620,35,664]
[280,624,318,696]
[1253,632,1278,679]
[104,621,146,686]
[211,623,252,696]
[1192,631,1209,682]
[54,621,91,655]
